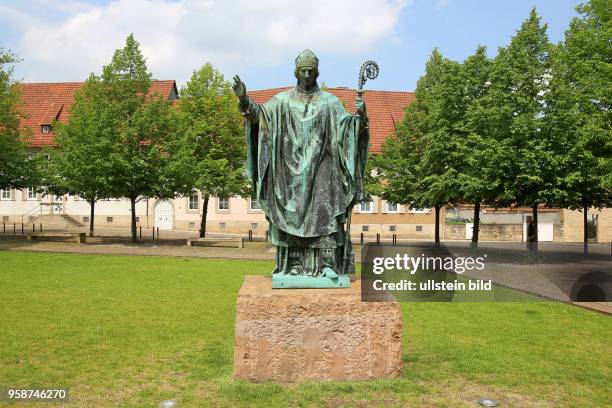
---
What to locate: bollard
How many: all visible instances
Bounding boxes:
[21,222,24,235]
[139,226,142,239]
[248,230,253,241]
[376,233,380,245]
[32,224,35,233]
[152,228,155,240]
[360,232,364,244]
[393,234,397,246]
[3,222,5,235]
[265,230,269,241]
[157,227,159,240]
[13,223,16,236]
[39,223,42,232]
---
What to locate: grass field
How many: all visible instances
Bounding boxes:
[0,251,610,407]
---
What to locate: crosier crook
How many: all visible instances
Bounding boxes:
[344,60,380,275]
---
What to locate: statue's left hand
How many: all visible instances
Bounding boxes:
[355,97,366,116]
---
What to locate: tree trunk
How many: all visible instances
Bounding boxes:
[528,202,539,259]
[471,200,480,249]
[532,203,538,243]
[583,203,588,255]
[130,196,137,243]
[199,195,209,238]
[434,204,441,247]
[88,200,95,237]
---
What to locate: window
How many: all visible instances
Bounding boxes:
[249,197,261,211]
[359,201,372,213]
[251,223,258,230]
[362,225,369,232]
[41,124,51,134]
[2,216,8,222]
[0,189,11,200]
[410,207,431,214]
[26,187,37,199]
[188,222,196,229]
[106,217,113,223]
[386,202,398,213]
[389,225,396,232]
[188,193,199,210]
[83,216,90,223]
[218,197,229,211]
[28,216,36,222]
[219,222,226,230]
[135,217,140,223]
[43,154,51,160]
[416,225,423,232]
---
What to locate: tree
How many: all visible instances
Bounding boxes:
[374,50,461,246]
[100,34,183,242]
[458,46,500,247]
[51,74,114,236]
[177,63,247,238]
[550,0,612,252]
[477,9,559,246]
[0,48,32,190]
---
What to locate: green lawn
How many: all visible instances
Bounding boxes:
[0,251,610,407]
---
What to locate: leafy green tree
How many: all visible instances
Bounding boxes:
[549,0,611,250]
[458,46,499,247]
[374,49,460,246]
[51,74,114,236]
[100,34,183,242]
[177,63,247,237]
[476,9,559,244]
[0,48,32,190]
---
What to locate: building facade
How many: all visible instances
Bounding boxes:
[3,81,449,238]
[6,81,605,241]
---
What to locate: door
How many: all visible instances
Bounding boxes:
[465,223,474,239]
[155,200,174,230]
[522,222,554,242]
[587,214,598,241]
[52,195,63,214]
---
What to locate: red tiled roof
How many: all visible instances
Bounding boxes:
[17,80,177,147]
[248,86,415,153]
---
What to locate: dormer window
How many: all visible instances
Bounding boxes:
[41,124,51,134]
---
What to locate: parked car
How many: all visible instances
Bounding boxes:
[445,217,472,223]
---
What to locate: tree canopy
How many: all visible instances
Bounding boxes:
[0,48,33,191]
[177,63,247,237]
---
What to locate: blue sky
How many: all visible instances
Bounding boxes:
[0,0,583,92]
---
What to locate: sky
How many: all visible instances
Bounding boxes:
[0,0,584,92]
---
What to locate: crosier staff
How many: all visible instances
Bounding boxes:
[344,60,380,274]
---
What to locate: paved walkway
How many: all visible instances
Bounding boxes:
[0,239,276,260]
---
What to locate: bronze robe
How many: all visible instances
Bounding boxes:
[243,87,368,275]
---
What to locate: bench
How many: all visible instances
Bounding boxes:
[27,232,86,244]
[187,237,243,248]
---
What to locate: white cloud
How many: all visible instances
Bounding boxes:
[11,0,408,84]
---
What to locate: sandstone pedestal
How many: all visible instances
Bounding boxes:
[234,275,403,382]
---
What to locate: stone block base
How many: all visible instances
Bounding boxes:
[234,275,403,382]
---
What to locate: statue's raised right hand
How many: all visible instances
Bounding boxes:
[232,75,247,101]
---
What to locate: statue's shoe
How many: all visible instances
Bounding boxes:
[322,267,338,280]
[289,265,302,275]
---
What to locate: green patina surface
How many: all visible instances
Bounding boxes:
[272,273,350,289]
[233,50,370,286]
